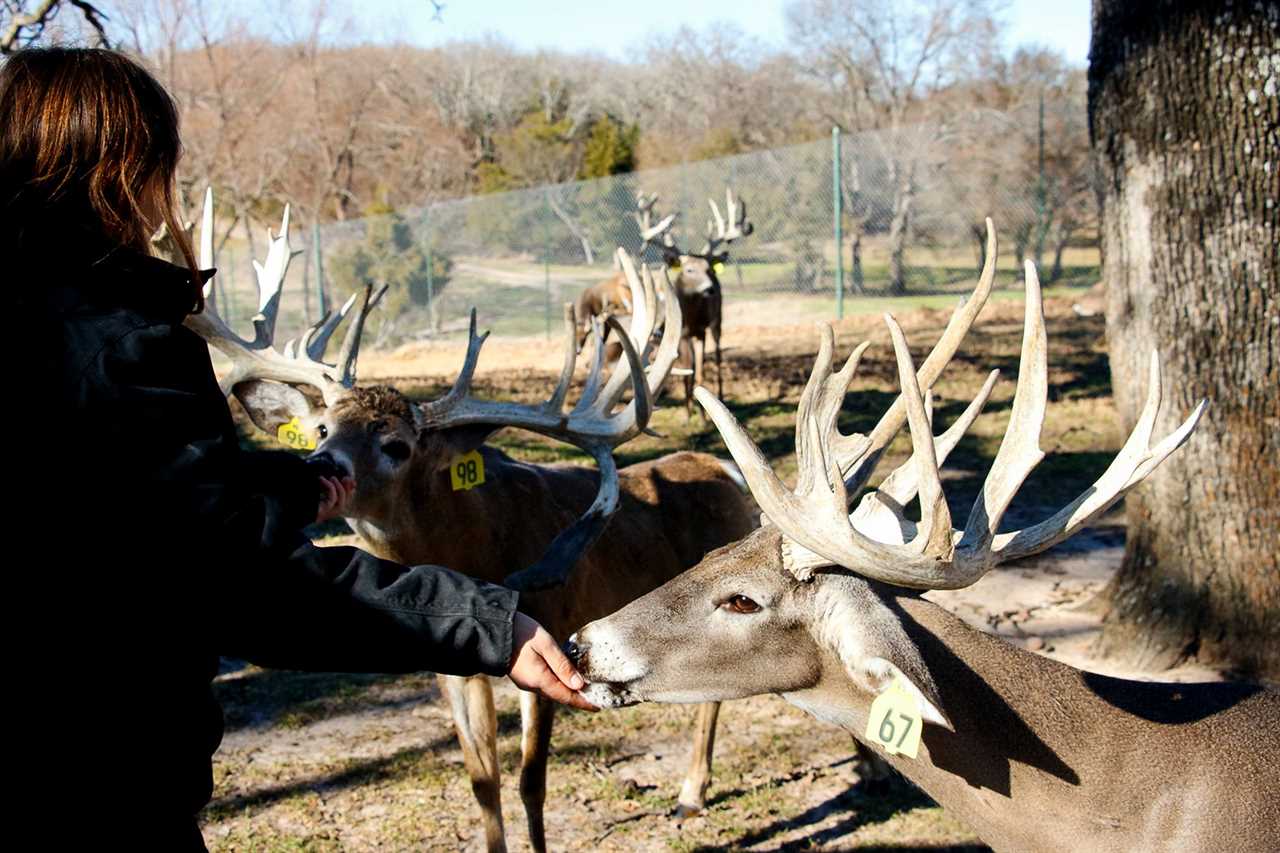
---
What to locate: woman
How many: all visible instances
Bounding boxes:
[2,47,591,848]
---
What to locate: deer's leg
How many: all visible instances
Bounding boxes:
[518,690,557,853]
[676,700,721,817]
[440,674,506,853]
[679,337,695,419]
[712,323,724,399]
[692,333,707,419]
[851,735,894,796]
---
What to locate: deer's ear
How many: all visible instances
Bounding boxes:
[233,379,316,434]
[819,582,953,731]
[420,424,501,466]
[856,656,953,731]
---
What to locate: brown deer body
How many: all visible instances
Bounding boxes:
[570,225,1276,851]
[189,198,754,853]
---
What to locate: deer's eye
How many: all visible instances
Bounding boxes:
[382,440,411,462]
[317,424,328,439]
[721,595,760,614]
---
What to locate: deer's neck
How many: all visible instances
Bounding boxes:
[786,595,1267,853]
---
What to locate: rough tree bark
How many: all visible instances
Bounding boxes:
[1089,0,1279,678]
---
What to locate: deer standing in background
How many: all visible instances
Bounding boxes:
[573,191,675,349]
[572,225,1278,851]
[189,192,756,852]
[575,189,754,416]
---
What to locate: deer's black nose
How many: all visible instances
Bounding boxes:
[307,451,350,480]
[564,635,589,667]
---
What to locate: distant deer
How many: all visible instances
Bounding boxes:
[189,192,756,853]
[576,189,754,416]
[573,191,674,349]
[571,224,1278,851]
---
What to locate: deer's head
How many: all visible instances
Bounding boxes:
[637,188,752,297]
[188,189,685,590]
[572,224,1204,730]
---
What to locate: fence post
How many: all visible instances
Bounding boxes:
[423,208,435,330]
[832,126,844,321]
[543,194,552,340]
[311,222,328,317]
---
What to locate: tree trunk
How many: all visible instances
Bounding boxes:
[887,173,914,296]
[1089,0,1279,678]
[850,220,865,296]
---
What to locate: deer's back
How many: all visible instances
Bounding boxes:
[495,449,754,635]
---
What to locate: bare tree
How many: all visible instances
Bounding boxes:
[1,0,108,52]
[786,0,1002,293]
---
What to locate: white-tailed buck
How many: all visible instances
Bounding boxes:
[189,191,756,852]
[576,189,754,416]
[572,222,1278,852]
[573,191,675,349]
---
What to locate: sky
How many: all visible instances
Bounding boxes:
[356,0,1092,66]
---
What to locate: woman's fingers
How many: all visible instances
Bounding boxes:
[534,628,586,691]
[508,613,598,711]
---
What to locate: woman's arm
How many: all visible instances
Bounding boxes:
[81,321,545,682]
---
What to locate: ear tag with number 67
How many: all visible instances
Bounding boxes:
[865,675,923,759]
[450,450,485,491]
[277,417,316,451]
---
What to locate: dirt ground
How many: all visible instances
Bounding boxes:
[202,296,1224,851]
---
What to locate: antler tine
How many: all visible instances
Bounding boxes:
[334,283,387,388]
[885,314,954,557]
[304,291,357,362]
[593,250,683,424]
[575,315,611,413]
[546,303,579,413]
[956,261,1049,556]
[841,218,999,497]
[993,353,1207,562]
[849,370,999,545]
[199,186,215,302]
[248,204,295,350]
[416,309,491,420]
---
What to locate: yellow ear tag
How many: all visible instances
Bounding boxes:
[713,261,726,276]
[277,417,316,451]
[669,260,682,273]
[864,676,923,759]
[449,450,486,491]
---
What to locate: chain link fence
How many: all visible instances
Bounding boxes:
[208,117,1098,352]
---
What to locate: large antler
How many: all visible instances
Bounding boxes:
[416,248,684,591]
[635,191,676,248]
[184,188,385,406]
[700,187,753,260]
[698,232,1205,590]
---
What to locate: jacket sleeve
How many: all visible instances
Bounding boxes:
[85,320,518,676]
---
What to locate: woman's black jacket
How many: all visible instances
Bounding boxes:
[10,244,519,846]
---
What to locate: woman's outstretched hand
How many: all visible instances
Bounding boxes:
[316,475,356,523]
[508,612,598,711]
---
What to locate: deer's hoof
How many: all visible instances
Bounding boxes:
[674,802,704,820]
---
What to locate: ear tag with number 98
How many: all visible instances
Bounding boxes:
[865,675,923,759]
[277,417,316,450]
[450,450,485,491]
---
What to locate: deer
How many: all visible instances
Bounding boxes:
[570,221,1280,852]
[573,191,675,350]
[187,190,757,853]
[575,189,754,417]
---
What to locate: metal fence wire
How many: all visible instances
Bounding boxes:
[208,118,1098,351]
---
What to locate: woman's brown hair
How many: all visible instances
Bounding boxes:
[0,47,201,309]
